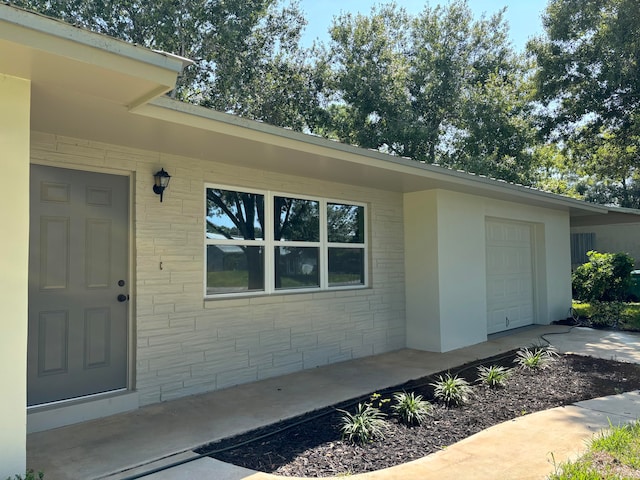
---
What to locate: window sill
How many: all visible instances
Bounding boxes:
[203,284,370,302]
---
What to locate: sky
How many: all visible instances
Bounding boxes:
[297,0,549,52]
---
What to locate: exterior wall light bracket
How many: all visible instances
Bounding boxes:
[153,168,171,202]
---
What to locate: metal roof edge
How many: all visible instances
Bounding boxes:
[603,205,640,216]
[144,96,612,215]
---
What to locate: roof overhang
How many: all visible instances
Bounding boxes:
[1,4,637,222]
[0,4,189,108]
[571,205,640,227]
[133,97,612,217]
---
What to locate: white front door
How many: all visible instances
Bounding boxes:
[486,219,534,334]
[28,165,129,406]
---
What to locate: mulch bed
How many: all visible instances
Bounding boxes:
[195,351,640,477]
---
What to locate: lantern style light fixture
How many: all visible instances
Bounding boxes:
[153,168,171,202]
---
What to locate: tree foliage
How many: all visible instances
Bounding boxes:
[12,0,319,129]
[315,1,536,184]
[529,0,640,206]
[12,0,640,202]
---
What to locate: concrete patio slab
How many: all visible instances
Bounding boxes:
[26,326,640,480]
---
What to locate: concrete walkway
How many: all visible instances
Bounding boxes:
[27,326,640,480]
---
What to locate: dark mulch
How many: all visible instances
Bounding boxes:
[195,351,640,477]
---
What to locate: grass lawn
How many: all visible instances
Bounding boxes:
[549,421,640,479]
[572,301,640,331]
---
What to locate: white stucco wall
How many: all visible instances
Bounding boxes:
[404,189,572,352]
[0,75,30,478]
[404,190,440,351]
[30,132,406,406]
[571,223,640,268]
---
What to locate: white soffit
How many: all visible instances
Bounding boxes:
[135,97,611,216]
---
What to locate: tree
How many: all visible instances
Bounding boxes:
[532,144,584,198]
[317,4,412,153]
[569,127,640,207]
[528,0,640,206]
[316,1,536,183]
[444,13,537,184]
[13,0,319,129]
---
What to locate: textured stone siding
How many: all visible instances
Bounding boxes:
[30,132,406,406]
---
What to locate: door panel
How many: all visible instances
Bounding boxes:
[39,216,70,290]
[486,220,534,335]
[38,310,69,375]
[28,165,129,406]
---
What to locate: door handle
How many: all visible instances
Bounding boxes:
[117,294,129,303]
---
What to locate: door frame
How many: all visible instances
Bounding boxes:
[27,161,138,433]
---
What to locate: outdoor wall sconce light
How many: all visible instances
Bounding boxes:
[153,168,171,202]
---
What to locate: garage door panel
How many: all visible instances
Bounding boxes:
[486,220,534,334]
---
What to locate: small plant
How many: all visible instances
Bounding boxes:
[6,471,44,480]
[338,402,387,444]
[476,364,511,388]
[431,373,472,407]
[514,345,558,370]
[391,391,432,425]
[368,392,390,409]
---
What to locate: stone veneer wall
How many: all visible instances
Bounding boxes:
[30,132,406,406]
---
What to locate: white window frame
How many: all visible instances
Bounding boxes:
[204,184,368,298]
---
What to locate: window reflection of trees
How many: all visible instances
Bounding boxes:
[206,188,366,295]
[206,188,265,291]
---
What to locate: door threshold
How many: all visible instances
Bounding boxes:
[27,390,139,433]
[488,324,539,340]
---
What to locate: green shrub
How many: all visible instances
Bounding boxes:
[338,403,387,444]
[476,365,511,388]
[514,346,558,370]
[589,300,625,329]
[572,251,634,302]
[431,373,472,407]
[391,392,432,425]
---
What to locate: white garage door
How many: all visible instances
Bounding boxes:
[486,219,534,334]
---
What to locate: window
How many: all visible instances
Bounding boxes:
[327,203,365,287]
[205,188,265,295]
[205,186,367,297]
[571,232,596,267]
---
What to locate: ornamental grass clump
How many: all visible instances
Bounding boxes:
[338,402,387,444]
[431,373,472,407]
[514,346,559,370]
[476,364,512,388]
[391,391,432,426]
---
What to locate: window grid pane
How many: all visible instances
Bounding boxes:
[328,247,365,287]
[327,203,365,244]
[206,188,264,241]
[206,245,265,295]
[275,247,320,289]
[274,196,320,242]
